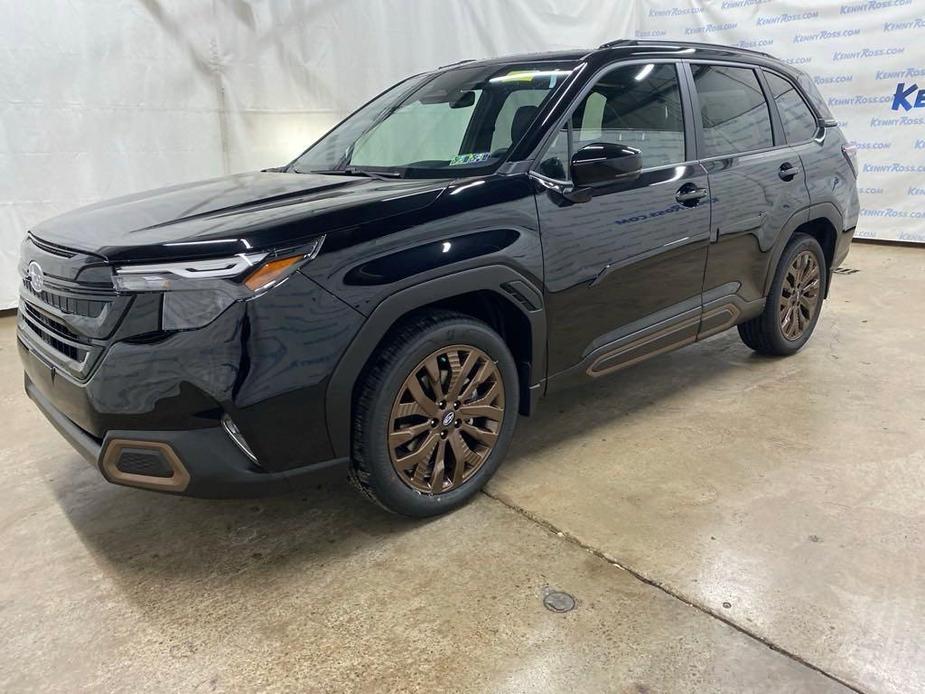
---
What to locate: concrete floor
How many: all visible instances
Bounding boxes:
[1,242,922,693]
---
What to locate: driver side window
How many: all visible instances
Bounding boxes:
[537,62,686,180]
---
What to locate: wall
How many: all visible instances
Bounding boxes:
[634,0,925,245]
[0,0,921,308]
[0,0,636,308]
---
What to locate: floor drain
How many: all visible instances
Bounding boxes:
[543,590,576,613]
[833,267,859,275]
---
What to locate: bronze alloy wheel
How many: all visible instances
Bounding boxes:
[780,249,821,341]
[388,345,505,494]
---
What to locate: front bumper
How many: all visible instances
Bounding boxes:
[16,267,364,497]
[25,373,348,497]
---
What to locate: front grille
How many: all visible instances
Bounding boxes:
[19,235,137,381]
[18,275,123,380]
[22,302,80,341]
[23,278,107,318]
[32,329,83,362]
[20,307,88,363]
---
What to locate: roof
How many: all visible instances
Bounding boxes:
[597,39,774,59]
[437,50,589,69]
[440,40,781,71]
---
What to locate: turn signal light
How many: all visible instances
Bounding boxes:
[244,255,304,292]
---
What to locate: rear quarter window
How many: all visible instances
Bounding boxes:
[794,72,835,122]
[765,71,819,143]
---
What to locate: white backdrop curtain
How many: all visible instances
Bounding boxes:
[0,0,921,308]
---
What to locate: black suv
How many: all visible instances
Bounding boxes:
[18,41,858,516]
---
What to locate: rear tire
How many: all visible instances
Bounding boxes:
[738,233,827,356]
[350,310,519,517]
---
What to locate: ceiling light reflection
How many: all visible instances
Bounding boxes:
[450,180,486,195]
[635,64,655,81]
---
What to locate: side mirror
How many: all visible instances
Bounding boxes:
[570,142,643,188]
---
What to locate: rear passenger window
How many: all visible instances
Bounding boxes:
[691,65,773,157]
[764,72,818,143]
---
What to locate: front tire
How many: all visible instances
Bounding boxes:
[738,233,827,356]
[350,310,519,517]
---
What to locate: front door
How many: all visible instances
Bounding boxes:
[534,62,711,382]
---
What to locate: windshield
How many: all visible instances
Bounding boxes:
[289,62,577,178]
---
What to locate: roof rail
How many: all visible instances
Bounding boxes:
[437,58,475,70]
[598,39,632,49]
[596,39,773,59]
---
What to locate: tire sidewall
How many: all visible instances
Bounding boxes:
[358,319,519,517]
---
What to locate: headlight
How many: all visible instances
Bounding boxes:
[112,237,324,331]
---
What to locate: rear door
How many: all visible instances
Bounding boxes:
[762,69,832,209]
[686,62,811,336]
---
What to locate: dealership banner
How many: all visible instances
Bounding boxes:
[636,0,925,243]
[1,1,922,309]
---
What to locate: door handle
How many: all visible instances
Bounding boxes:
[675,184,708,206]
[779,162,801,181]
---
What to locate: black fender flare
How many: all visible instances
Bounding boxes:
[762,202,844,297]
[324,264,546,458]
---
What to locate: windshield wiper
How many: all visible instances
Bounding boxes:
[310,167,402,180]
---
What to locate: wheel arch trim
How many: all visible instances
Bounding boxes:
[324,265,546,458]
[763,202,843,297]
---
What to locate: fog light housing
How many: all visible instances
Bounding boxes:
[222,414,258,465]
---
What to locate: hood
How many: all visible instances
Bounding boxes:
[31,172,448,263]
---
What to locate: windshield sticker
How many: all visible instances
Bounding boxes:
[450,152,491,166]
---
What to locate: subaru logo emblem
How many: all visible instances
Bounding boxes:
[28,261,44,293]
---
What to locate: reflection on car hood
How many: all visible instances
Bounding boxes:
[30,171,448,262]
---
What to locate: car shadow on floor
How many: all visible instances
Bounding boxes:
[502,330,771,471]
[43,464,440,640]
[47,464,421,580]
[48,331,771,584]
